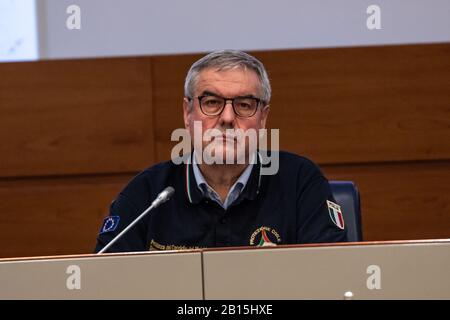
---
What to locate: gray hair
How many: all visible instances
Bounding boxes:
[184,50,271,108]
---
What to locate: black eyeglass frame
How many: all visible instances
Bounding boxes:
[187,94,266,118]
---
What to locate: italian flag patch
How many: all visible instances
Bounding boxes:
[327,200,345,230]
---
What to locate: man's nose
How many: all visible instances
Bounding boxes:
[219,101,236,125]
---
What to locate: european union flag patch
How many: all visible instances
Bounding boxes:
[99,216,120,234]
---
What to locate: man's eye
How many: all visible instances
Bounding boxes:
[237,102,251,109]
[204,98,221,105]
[236,99,254,109]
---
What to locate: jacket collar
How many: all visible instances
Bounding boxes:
[185,152,263,205]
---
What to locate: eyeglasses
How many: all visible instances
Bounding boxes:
[188,95,265,118]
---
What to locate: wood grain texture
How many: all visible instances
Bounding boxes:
[152,44,450,164]
[0,43,449,258]
[258,45,450,164]
[323,161,450,241]
[0,160,448,258]
[0,58,154,177]
[151,54,198,163]
[0,174,135,258]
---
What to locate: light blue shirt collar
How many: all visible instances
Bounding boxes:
[192,152,254,209]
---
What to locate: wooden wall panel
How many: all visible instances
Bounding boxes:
[259,44,450,164]
[1,160,448,259]
[152,44,450,164]
[323,161,450,241]
[0,174,134,258]
[151,54,198,163]
[0,58,154,177]
[0,43,449,258]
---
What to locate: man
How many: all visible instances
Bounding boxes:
[95,50,347,253]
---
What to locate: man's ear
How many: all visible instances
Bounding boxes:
[260,105,270,129]
[183,97,192,130]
